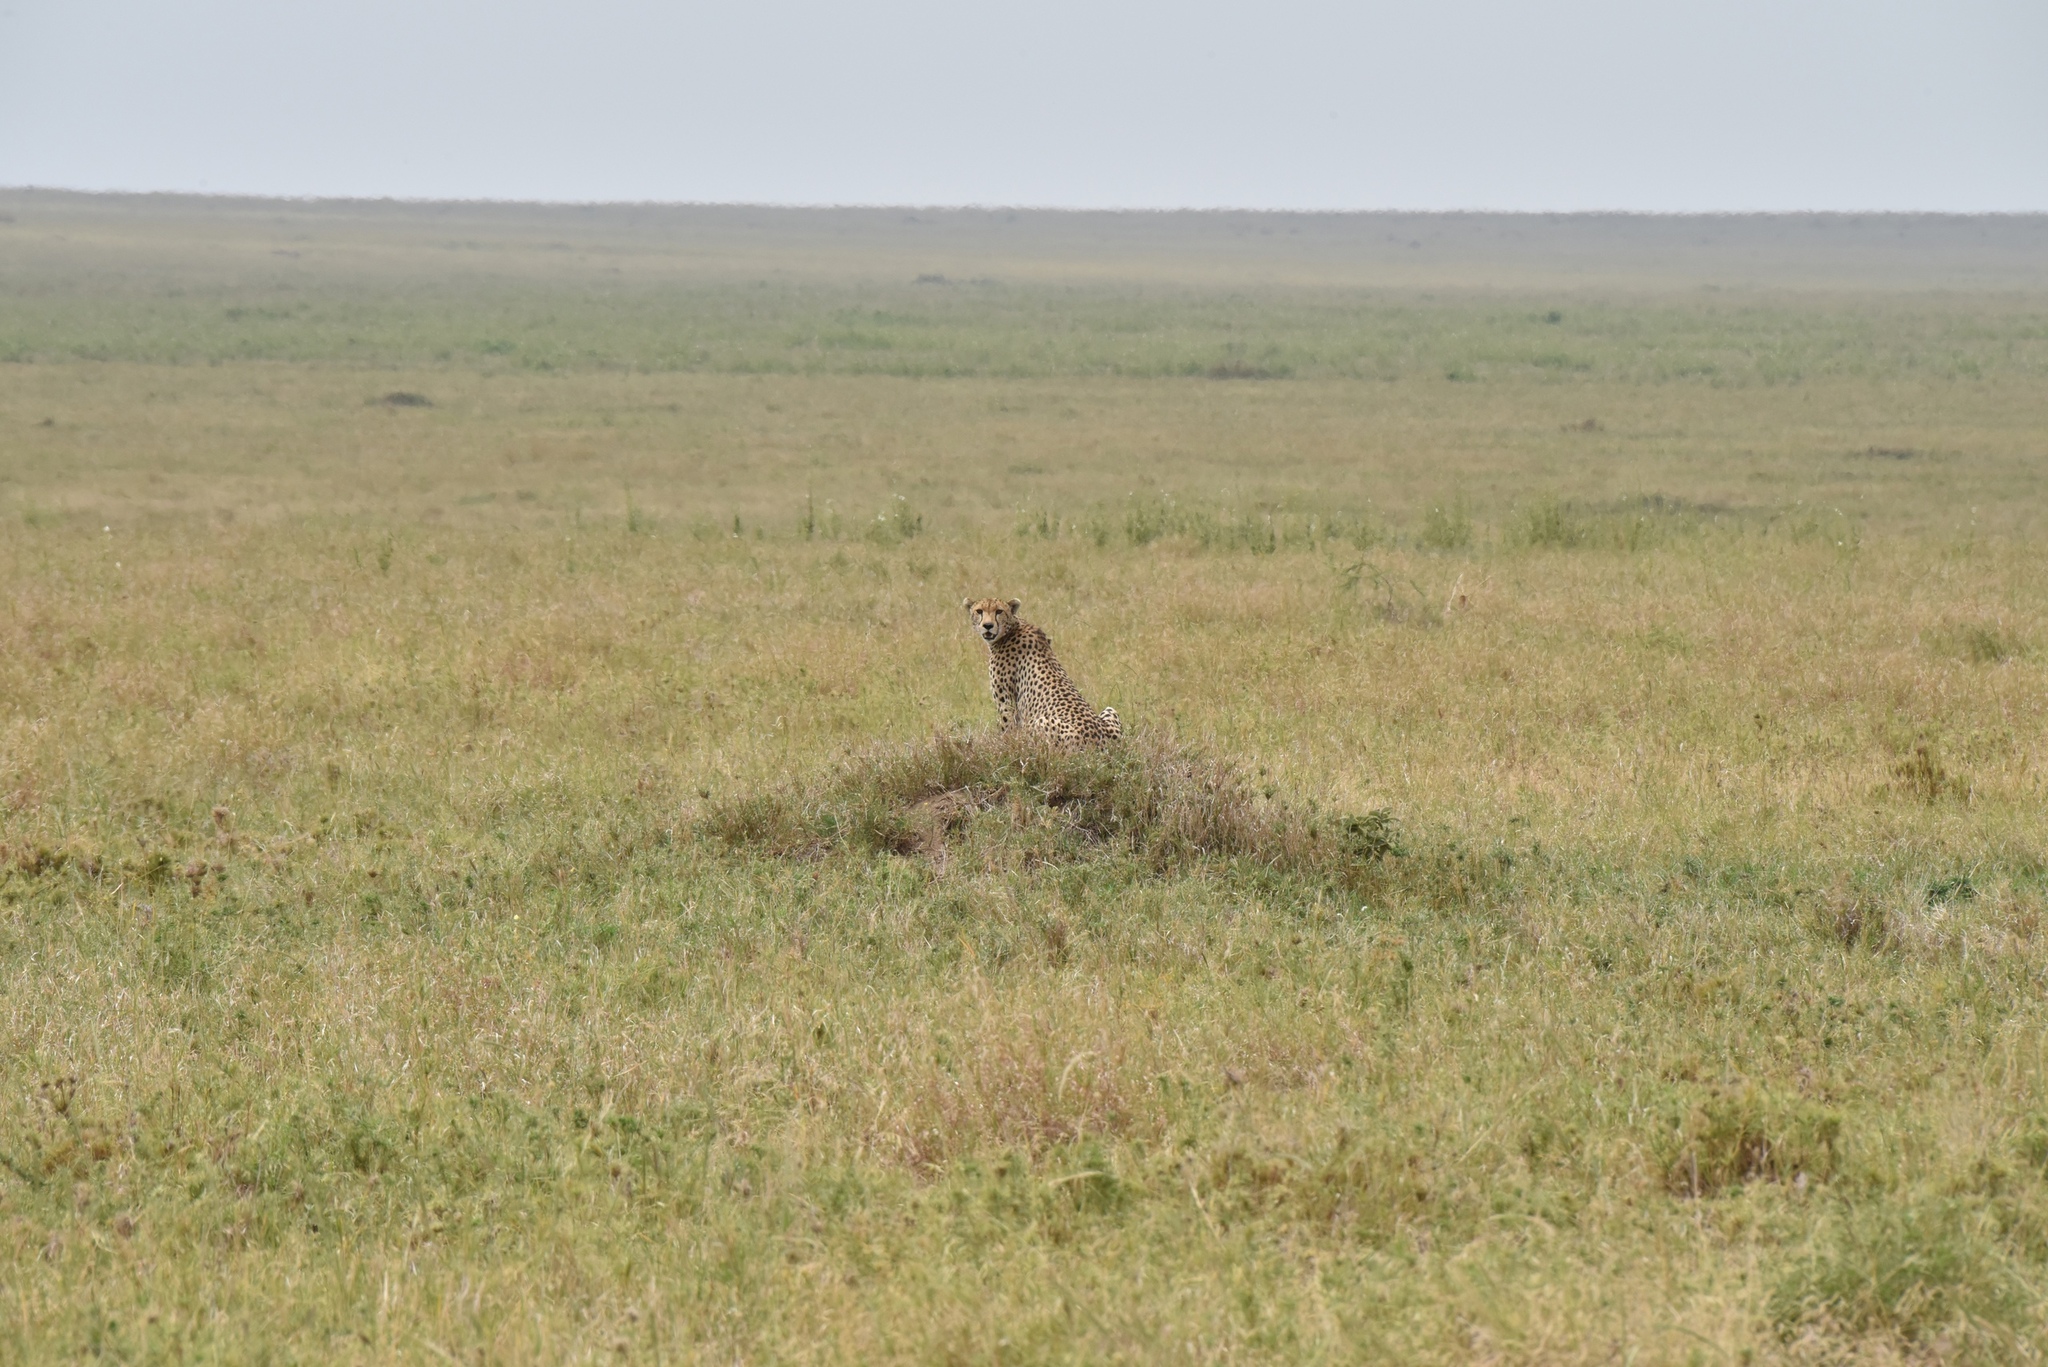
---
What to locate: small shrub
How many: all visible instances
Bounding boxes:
[1336,809,1402,862]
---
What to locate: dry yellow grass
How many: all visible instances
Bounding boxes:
[3,195,2048,1363]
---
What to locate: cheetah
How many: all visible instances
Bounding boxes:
[963,597,1122,745]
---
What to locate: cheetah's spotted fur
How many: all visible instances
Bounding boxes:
[963,598,1122,746]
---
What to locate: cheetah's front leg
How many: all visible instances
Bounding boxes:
[989,662,1017,730]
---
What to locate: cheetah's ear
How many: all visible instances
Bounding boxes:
[961,598,974,611]
[1007,599,1021,614]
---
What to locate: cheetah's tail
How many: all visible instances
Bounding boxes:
[1098,706,1122,740]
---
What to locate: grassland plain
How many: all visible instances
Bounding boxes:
[3,193,2048,1364]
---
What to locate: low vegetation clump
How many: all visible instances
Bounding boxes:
[1929,618,2031,665]
[1661,1084,1843,1197]
[702,729,1401,883]
[1771,1196,2038,1352]
[1506,493,1738,552]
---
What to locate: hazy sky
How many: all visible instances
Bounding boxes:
[1,0,2042,211]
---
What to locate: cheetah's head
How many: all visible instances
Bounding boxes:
[963,597,1022,644]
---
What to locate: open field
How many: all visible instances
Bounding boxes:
[4,192,2048,1363]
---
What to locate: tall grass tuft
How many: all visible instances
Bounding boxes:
[1771,1198,2033,1350]
[1510,495,1589,549]
[1420,494,1473,550]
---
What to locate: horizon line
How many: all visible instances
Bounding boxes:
[5,185,2044,220]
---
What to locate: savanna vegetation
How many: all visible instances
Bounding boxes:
[4,191,2048,1363]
